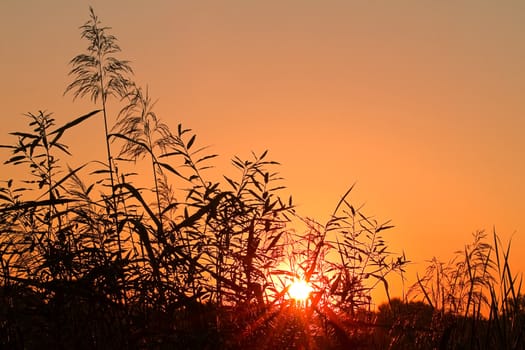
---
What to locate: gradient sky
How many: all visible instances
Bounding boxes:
[1,1,524,301]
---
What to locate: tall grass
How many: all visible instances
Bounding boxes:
[382,230,525,349]
[65,6,134,268]
[1,7,403,348]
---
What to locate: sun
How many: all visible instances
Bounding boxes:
[288,279,312,301]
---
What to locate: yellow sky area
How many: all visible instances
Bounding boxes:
[1,1,525,304]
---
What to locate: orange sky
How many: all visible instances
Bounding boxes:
[1,1,524,302]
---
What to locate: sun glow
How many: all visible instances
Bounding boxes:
[288,279,312,301]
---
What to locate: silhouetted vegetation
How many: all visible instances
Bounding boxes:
[1,7,523,349]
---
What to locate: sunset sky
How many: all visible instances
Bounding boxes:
[1,1,524,301]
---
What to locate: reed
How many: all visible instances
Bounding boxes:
[389,230,525,349]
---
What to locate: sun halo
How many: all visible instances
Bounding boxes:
[288,279,312,301]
